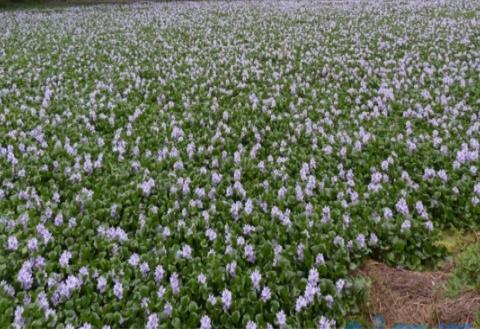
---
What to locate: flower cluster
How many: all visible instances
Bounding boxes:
[0,0,479,328]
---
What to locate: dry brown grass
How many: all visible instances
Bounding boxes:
[356,260,480,327]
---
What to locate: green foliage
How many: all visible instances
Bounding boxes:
[445,243,480,297]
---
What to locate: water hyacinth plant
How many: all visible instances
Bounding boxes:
[0,0,479,328]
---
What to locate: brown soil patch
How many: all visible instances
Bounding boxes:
[356,260,480,327]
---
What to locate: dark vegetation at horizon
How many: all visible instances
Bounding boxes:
[0,0,183,10]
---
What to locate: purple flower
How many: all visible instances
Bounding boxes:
[200,315,212,329]
[260,286,271,302]
[244,244,255,263]
[97,276,107,293]
[146,313,159,329]
[14,306,24,328]
[157,286,166,299]
[437,170,448,182]
[221,289,232,311]
[336,279,345,293]
[250,270,261,290]
[245,320,257,329]
[401,219,411,232]
[170,273,180,295]
[395,198,409,216]
[317,316,336,329]
[17,260,33,290]
[207,294,217,305]
[246,321,257,329]
[422,168,436,181]
[226,261,237,277]
[315,254,325,266]
[276,310,287,327]
[383,207,393,219]
[139,262,150,276]
[7,236,18,251]
[155,265,165,283]
[355,234,366,249]
[308,268,319,285]
[164,302,173,316]
[197,273,207,285]
[244,199,254,215]
[171,126,184,141]
[138,178,155,196]
[59,250,72,268]
[304,283,318,304]
[295,296,307,313]
[178,244,192,259]
[474,183,480,196]
[113,281,123,299]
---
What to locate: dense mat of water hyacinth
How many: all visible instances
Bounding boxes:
[0,0,479,328]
